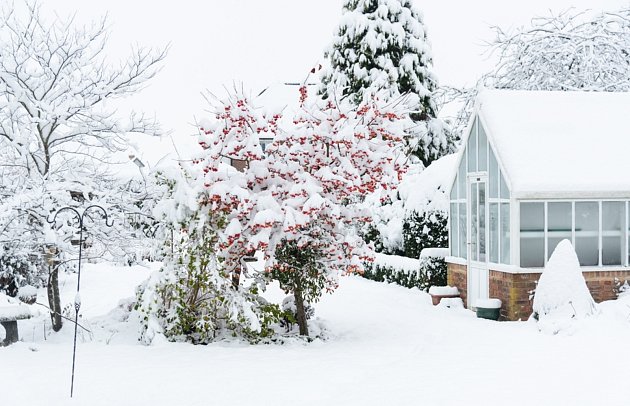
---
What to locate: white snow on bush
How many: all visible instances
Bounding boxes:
[532,239,597,330]
[420,247,449,259]
[398,154,458,214]
[373,252,420,272]
[428,286,459,296]
[369,154,458,251]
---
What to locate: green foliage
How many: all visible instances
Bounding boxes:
[136,206,281,344]
[365,209,448,259]
[362,254,447,291]
[402,210,448,258]
[269,241,328,305]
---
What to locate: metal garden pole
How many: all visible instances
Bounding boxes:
[48,205,113,398]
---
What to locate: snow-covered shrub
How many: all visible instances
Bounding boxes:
[614,278,630,298]
[135,221,283,344]
[417,252,447,291]
[17,285,37,305]
[362,252,445,291]
[0,244,43,297]
[402,210,448,259]
[364,155,456,257]
[135,165,283,344]
[532,239,597,333]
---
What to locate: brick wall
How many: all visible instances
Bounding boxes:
[446,262,467,306]
[584,270,630,302]
[447,261,630,321]
[489,271,538,321]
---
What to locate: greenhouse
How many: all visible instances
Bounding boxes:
[446,90,630,320]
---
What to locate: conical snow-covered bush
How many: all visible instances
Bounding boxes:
[532,239,597,332]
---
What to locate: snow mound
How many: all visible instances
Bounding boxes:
[532,239,597,333]
[18,285,38,304]
[420,248,449,259]
[0,305,31,321]
[436,297,464,309]
[428,286,459,296]
[374,252,419,272]
[0,292,17,306]
[476,298,501,309]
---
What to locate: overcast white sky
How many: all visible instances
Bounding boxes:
[44,0,630,141]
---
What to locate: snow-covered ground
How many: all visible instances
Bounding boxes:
[2,263,630,406]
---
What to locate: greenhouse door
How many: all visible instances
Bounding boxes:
[467,176,489,308]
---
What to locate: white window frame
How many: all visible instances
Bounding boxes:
[517,198,630,269]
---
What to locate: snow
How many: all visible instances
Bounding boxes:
[371,153,458,251]
[532,240,597,333]
[2,261,630,405]
[476,298,502,309]
[0,305,31,321]
[477,89,630,198]
[428,285,459,296]
[109,132,200,181]
[374,252,419,272]
[420,247,449,258]
[398,154,457,213]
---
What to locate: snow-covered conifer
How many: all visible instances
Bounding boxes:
[320,0,454,166]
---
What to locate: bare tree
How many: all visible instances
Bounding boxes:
[0,1,168,178]
[442,8,630,141]
[487,8,630,92]
[0,1,168,323]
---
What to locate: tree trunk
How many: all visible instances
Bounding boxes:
[294,285,309,337]
[47,267,62,332]
[231,265,241,290]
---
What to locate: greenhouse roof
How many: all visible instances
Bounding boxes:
[476,89,630,199]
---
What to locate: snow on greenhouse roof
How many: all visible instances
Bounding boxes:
[477,90,630,198]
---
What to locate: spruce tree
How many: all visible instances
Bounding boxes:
[320,0,454,166]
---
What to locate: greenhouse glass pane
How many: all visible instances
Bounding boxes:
[450,176,457,201]
[459,202,467,259]
[575,202,599,266]
[489,147,498,198]
[467,119,477,172]
[478,122,488,172]
[500,171,509,199]
[479,183,486,262]
[458,157,466,198]
[501,203,510,264]
[490,203,499,263]
[471,183,478,261]
[547,202,572,260]
[520,202,544,267]
[450,203,459,257]
[602,201,624,266]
